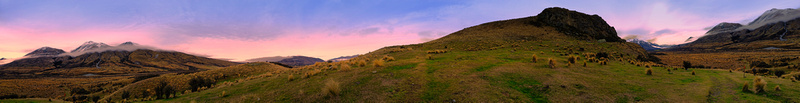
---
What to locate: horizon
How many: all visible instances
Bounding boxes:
[2,0,800,62]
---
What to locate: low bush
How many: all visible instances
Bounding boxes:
[775,85,781,91]
[646,68,653,75]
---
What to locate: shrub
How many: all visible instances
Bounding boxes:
[532,54,538,63]
[754,76,767,93]
[646,68,653,75]
[548,58,556,69]
[775,85,781,91]
[742,82,751,92]
[373,59,385,67]
[691,70,696,75]
[323,80,341,97]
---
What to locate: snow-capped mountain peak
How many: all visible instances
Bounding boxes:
[627,39,674,51]
[24,47,66,57]
[739,8,800,30]
[70,41,111,53]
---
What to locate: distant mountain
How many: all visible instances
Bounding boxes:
[118,41,137,46]
[1,41,238,78]
[669,8,800,51]
[70,41,111,53]
[276,56,324,67]
[327,55,359,62]
[705,22,743,35]
[627,39,672,51]
[24,47,66,57]
[245,56,291,62]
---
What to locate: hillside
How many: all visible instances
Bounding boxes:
[147,7,800,102]
[73,7,795,102]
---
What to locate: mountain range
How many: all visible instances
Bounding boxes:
[670,8,800,51]
[0,41,237,78]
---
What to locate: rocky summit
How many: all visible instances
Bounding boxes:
[534,7,623,42]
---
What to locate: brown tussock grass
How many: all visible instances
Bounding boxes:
[646,68,653,75]
[323,80,341,97]
[373,59,385,67]
[743,82,751,92]
[548,58,556,69]
[532,54,538,63]
[754,76,767,93]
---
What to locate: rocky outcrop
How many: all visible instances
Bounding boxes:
[534,7,624,42]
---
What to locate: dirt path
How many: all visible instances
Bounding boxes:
[706,74,740,102]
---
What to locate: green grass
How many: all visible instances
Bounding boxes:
[138,38,800,102]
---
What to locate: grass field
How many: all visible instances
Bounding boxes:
[143,38,800,102]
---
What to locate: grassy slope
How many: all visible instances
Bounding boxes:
[153,38,800,102]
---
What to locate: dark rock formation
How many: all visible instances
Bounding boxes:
[534,7,624,42]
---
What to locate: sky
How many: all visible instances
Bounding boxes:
[1,0,800,62]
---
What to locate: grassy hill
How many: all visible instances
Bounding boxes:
[88,7,796,102]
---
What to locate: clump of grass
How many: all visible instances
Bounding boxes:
[373,59,385,67]
[775,85,781,91]
[220,91,226,97]
[339,64,351,71]
[304,69,322,78]
[548,58,556,69]
[427,55,433,60]
[742,82,751,92]
[382,55,395,61]
[357,60,367,67]
[323,80,341,97]
[754,76,767,93]
[792,77,797,82]
[729,70,732,73]
[568,55,576,64]
[646,68,653,75]
[691,70,696,75]
[532,54,538,63]
[288,74,295,81]
[583,61,587,67]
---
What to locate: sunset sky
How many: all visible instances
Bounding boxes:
[2,0,800,62]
